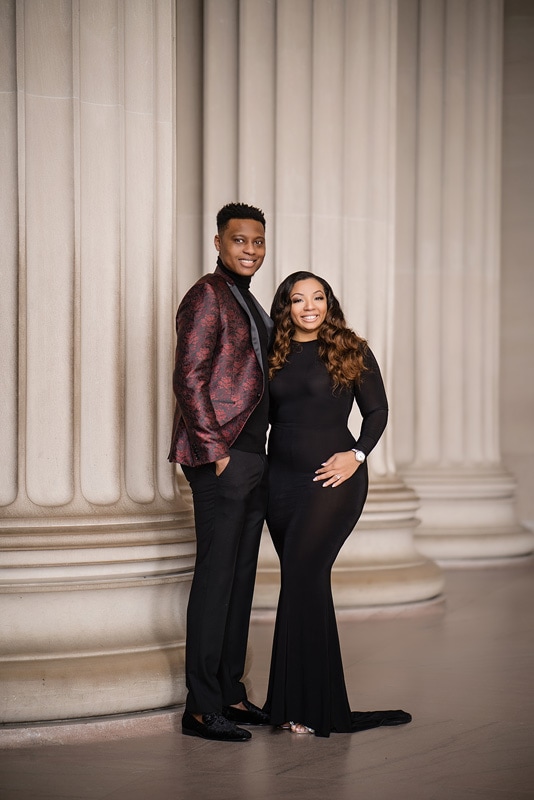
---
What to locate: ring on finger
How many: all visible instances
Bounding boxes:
[335,474,341,480]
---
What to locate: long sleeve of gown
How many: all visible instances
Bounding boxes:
[352,347,388,456]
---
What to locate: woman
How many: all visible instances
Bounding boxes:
[263,272,411,737]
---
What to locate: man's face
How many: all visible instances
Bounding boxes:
[214,218,266,277]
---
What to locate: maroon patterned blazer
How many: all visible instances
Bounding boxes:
[168,265,273,466]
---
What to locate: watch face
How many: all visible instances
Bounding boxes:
[355,451,365,462]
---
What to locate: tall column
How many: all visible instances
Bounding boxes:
[0,0,194,724]
[0,0,18,514]
[395,0,532,561]
[201,0,276,305]
[254,0,444,609]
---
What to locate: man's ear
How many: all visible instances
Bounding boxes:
[214,234,220,252]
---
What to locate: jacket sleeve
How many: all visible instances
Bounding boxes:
[352,346,389,455]
[172,281,229,462]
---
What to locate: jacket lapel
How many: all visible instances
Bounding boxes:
[227,284,273,375]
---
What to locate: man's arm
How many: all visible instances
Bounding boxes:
[173,281,230,464]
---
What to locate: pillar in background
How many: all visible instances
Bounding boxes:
[500,0,534,528]
[394,0,532,561]
[0,0,194,724]
[243,0,444,609]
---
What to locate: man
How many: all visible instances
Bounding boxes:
[168,203,273,741]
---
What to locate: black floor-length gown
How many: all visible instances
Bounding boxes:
[264,339,388,737]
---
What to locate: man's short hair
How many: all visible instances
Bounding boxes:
[216,202,266,233]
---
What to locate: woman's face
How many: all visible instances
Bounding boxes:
[289,278,328,341]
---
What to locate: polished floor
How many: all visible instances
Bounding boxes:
[1,560,534,800]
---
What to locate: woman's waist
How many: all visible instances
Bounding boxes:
[268,423,355,457]
[269,420,350,431]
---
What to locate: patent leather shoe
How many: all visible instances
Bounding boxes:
[222,699,271,726]
[182,711,252,741]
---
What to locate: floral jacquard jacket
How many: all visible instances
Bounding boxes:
[168,265,273,467]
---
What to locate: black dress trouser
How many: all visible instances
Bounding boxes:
[181,448,268,715]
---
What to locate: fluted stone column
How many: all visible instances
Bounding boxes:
[202,0,276,303]
[0,0,195,724]
[395,0,533,561]
[252,0,444,609]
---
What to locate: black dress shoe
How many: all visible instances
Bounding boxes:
[350,709,412,731]
[222,699,271,726]
[182,711,252,741]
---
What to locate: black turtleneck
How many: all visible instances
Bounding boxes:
[218,259,270,453]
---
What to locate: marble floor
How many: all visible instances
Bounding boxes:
[1,560,534,800]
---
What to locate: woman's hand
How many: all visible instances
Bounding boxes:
[313,451,361,487]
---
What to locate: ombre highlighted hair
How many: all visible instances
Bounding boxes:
[268,271,368,390]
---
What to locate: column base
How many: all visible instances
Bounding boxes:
[0,705,185,749]
[403,466,534,561]
[0,511,195,724]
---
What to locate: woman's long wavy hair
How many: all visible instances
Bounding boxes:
[268,271,368,390]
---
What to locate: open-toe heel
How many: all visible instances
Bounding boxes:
[288,721,314,734]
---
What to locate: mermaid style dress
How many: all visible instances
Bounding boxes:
[264,339,389,737]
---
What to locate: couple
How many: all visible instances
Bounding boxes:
[168,203,411,740]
